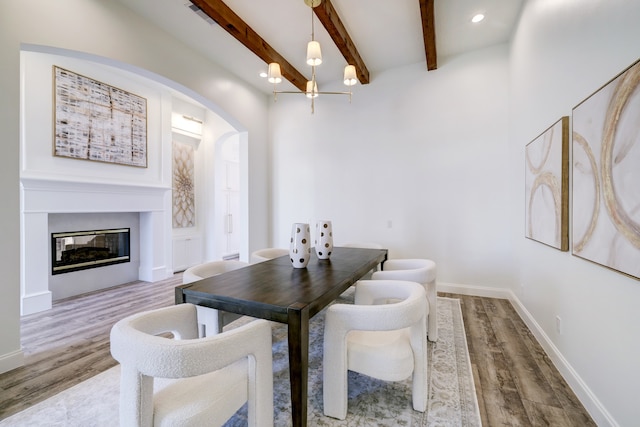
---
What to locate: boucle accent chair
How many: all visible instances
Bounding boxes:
[323,280,428,420]
[110,303,274,427]
[372,258,438,342]
[182,260,249,336]
[249,247,288,264]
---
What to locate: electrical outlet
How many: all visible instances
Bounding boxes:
[555,316,562,335]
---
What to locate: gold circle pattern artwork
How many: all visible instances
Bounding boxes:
[600,64,640,249]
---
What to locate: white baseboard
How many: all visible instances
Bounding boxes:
[138,266,170,283]
[438,281,512,299]
[21,290,52,316]
[0,349,24,375]
[439,282,617,427]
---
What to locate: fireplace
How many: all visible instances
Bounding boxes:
[21,177,170,315]
[51,228,130,275]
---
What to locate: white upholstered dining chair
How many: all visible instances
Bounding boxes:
[323,280,428,420]
[250,247,288,264]
[182,260,249,336]
[372,258,438,341]
[110,303,274,427]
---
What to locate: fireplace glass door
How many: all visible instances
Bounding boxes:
[52,228,130,274]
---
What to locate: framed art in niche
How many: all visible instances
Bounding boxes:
[172,141,195,228]
[572,58,640,280]
[525,116,569,251]
[53,66,147,167]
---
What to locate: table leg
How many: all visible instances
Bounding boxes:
[288,304,310,427]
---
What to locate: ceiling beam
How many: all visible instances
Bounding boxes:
[312,0,370,85]
[190,0,309,91]
[419,0,437,70]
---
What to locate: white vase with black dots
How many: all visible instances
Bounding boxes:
[290,222,311,268]
[315,220,333,259]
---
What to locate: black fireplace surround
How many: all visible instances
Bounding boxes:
[51,228,130,275]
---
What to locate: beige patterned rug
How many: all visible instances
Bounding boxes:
[0,297,480,426]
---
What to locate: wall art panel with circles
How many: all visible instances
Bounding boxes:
[525,116,569,251]
[572,58,640,281]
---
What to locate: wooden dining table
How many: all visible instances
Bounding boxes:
[174,246,388,426]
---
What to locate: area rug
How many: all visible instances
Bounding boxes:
[0,297,480,427]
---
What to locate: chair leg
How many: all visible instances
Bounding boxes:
[323,340,349,420]
[427,280,438,342]
[323,368,349,419]
[120,367,154,427]
[216,310,225,334]
[195,306,221,337]
[413,344,429,411]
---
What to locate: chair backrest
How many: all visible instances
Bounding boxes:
[110,303,274,427]
[326,280,426,334]
[250,247,288,263]
[182,260,248,284]
[351,280,427,329]
[111,303,272,378]
[373,258,436,285]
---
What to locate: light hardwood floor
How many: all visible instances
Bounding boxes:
[441,292,597,426]
[0,276,595,425]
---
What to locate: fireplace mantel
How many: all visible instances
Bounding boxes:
[20,175,173,315]
[21,176,171,213]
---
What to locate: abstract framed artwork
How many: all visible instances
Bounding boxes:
[172,141,195,228]
[53,66,147,167]
[525,117,569,251]
[572,58,640,280]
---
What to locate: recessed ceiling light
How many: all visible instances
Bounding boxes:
[471,13,485,23]
[259,71,268,78]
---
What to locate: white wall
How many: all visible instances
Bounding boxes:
[509,0,640,425]
[270,3,640,421]
[0,0,269,373]
[21,51,167,186]
[0,4,22,373]
[270,44,515,289]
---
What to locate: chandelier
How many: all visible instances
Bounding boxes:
[267,0,358,113]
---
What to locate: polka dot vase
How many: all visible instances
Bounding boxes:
[315,220,333,259]
[289,223,311,268]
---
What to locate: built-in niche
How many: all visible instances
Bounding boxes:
[171,98,205,271]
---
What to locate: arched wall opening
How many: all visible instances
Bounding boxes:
[19,44,249,314]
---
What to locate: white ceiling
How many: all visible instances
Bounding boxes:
[119,0,524,93]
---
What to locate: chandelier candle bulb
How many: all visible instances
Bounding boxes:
[267,63,282,83]
[343,65,357,86]
[306,41,322,66]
